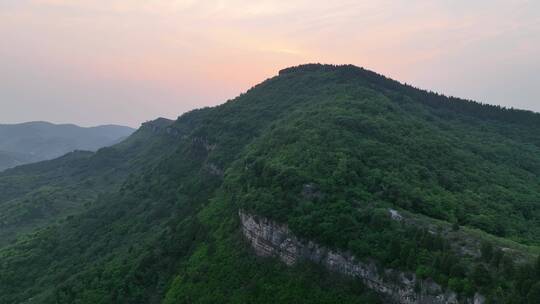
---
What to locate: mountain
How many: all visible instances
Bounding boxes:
[0,118,174,247]
[0,150,34,171]
[1,64,540,303]
[0,121,135,171]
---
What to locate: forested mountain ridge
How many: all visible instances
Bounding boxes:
[0,121,135,171]
[0,119,175,246]
[1,64,540,303]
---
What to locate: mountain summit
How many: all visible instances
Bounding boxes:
[1,64,539,303]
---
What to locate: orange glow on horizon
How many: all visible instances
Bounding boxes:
[1,0,539,127]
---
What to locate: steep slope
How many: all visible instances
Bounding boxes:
[1,64,540,303]
[0,118,175,245]
[0,121,135,171]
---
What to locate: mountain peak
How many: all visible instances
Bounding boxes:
[278,63,370,76]
[276,63,399,92]
[141,117,174,129]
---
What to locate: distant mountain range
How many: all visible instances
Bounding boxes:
[0,121,134,171]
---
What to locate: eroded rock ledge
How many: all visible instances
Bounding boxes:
[239,211,484,304]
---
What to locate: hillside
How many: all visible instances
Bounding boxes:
[1,64,540,303]
[0,150,33,172]
[0,118,174,246]
[0,121,135,171]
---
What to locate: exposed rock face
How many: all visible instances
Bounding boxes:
[141,117,175,134]
[192,137,216,152]
[204,162,224,177]
[301,183,324,200]
[389,209,404,221]
[239,211,483,304]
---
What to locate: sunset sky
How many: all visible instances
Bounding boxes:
[1,0,539,127]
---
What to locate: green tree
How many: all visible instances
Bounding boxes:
[406,249,417,270]
[472,264,491,287]
[448,278,463,293]
[386,239,401,264]
[501,255,515,277]
[528,282,540,304]
[480,241,493,262]
[535,255,540,279]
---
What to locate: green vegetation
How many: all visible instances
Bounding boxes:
[0,64,540,303]
[0,122,176,245]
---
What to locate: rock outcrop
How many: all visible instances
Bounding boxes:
[239,211,484,304]
[141,117,175,134]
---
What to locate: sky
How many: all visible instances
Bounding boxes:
[1,0,539,128]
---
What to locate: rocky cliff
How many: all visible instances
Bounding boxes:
[239,211,485,304]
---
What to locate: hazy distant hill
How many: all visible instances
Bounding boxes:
[0,121,134,171]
